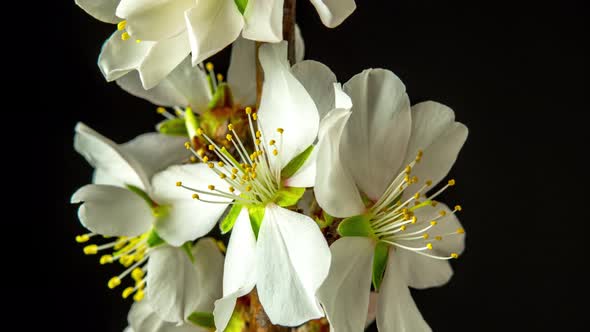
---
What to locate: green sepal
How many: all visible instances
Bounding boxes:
[184,107,200,140]
[221,204,243,234]
[281,145,314,179]
[156,118,188,136]
[273,187,306,207]
[146,229,166,248]
[248,205,265,239]
[187,312,215,329]
[316,210,334,228]
[221,147,244,173]
[234,0,248,14]
[410,199,432,211]
[372,241,389,291]
[226,308,247,332]
[182,241,195,263]
[126,185,154,208]
[337,214,375,238]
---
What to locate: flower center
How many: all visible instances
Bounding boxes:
[367,151,464,260]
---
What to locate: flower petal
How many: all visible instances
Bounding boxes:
[74,122,149,190]
[185,0,244,66]
[314,106,365,218]
[116,0,194,41]
[291,60,337,120]
[129,295,208,332]
[377,249,431,332]
[317,237,375,332]
[295,25,305,63]
[98,30,154,82]
[341,69,411,200]
[411,202,466,256]
[309,0,356,28]
[71,184,152,237]
[116,56,212,110]
[242,0,283,42]
[147,238,224,323]
[402,101,468,195]
[137,31,192,89]
[258,42,320,171]
[75,0,121,23]
[227,36,257,107]
[282,148,316,188]
[256,204,330,326]
[151,164,229,246]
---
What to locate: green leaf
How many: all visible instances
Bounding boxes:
[273,187,305,207]
[187,312,215,329]
[337,214,375,238]
[182,242,195,263]
[372,241,389,291]
[156,118,188,136]
[220,204,243,234]
[281,145,314,179]
[234,0,248,14]
[146,229,165,248]
[248,205,265,239]
[184,107,200,140]
[126,185,154,207]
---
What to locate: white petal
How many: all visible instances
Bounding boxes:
[242,0,283,42]
[411,203,465,256]
[137,31,192,89]
[295,25,305,63]
[71,184,152,237]
[151,164,229,246]
[256,204,330,326]
[282,148,316,188]
[291,60,337,119]
[227,36,257,107]
[74,122,149,190]
[98,30,154,82]
[214,210,256,332]
[395,249,453,290]
[121,133,189,179]
[116,0,194,41]
[147,239,224,323]
[341,69,411,201]
[258,42,320,171]
[185,0,244,66]
[309,0,356,28]
[377,249,431,332]
[116,56,212,110]
[314,107,365,218]
[317,237,375,332]
[75,0,121,23]
[128,298,206,332]
[402,101,468,195]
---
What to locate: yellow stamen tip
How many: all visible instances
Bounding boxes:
[122,287,134,299]
[226,134,233,141]
[196,128,203,136]
[426,243,433,250]
[457,228,465,234]
[448,179,456,186]
[277,128,284,134]
[121,32,130,41]
[435,236,443,241]
[133,290,145,302]
[100,255,113,265]
[208,185,215,190]
[184,142,191,150]
[108,277,121,289]
[231,168,238,174]
[189,156,197,163]
[131,268,144,281]
[246,185,252,192]
[208,144,214,151]
[219,173,226,179]
[228,124,234,131]
[208,162,214,168]
[83,245,98,255]
[205,62,214,71]
[192,193,199,199]
[273,149,278,156]
[400,225,407,231]
[75,234,90,243]
[202,156,209,163]
[411,216,417,224]
[426,180,433,186]
[414,193,420,199]
[156,107,166,114]
[217,73,224,81]
[269,139,276,145]
[451,253,459,259]
[455,205,462,211]
[439,210,447,217]
[431,220,438,226]
[245,107,252,115]
[252,113,258,121]
[197,149,205,157]
[423,233,429,239]
[117,20,127,31]
[176,181,182,187]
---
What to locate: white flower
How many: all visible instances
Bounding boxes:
[157,41,332,327]
[313,69,468,332]
[71,123,226,323]
[75,0,353,89]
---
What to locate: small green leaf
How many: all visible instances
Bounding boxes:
[234,0,248,14]
[182,241,195,263]
[273,187,306,207]
[248,205,265,239]
[372,241,389,291]
[281,145,314,179]
[126,185,154,207]
[337,214,375,238]
[146,229,165,248]
[156,118,188,136]
[184,107,200,140]
[221,204,243,234]
[187,311,215,329]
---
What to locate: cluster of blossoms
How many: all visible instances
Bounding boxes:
[72,1,468,332]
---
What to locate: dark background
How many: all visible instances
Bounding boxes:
[15,0,585,331]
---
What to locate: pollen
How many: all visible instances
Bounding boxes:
[205,62,214,71]
[423,233,429,239]
[277,128,284,134]
[100,255,113,265]
[133,289,145,302]
[202,156,209,162]
[269,139,276,145]
[245,107,252,115]
[400,225,407,231]
[219,173,226,179]
[226,134,233,141]
[208,144,215,151]
[435,236,443,241]
[196,128,203,136]
[217,73,224,82]
[455,205,462,211]
[426,180,433,186]
[448,179,456,186]
[228,124,234,131]
[426,243,433,250]
[184,142,191,149]
[108,277,121,289]
[208,185,215,190]
[122,287,134,299]
[430,220,438,226]
[75,234,90,243]
[192,194,199,199]
[252,113,258,121]
[273,149,278,156]
[121,32,130,41]
[156,107,166,114]
[84,245,98,255]
[189,156,197,163]
[176,181,182,187]
[131,268,144,281]
[117,20,127,30]
[457,228,465,234]
[451,253,459,259]
[229,187,235,193]
[208,162,214,168]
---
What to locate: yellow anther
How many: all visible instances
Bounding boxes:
[208,162,214,169]
[245,107,252,115]
[439,210,447,217]
[269,139,276,145]
[415,150,423,162]
[108,277,121,289]
[120,255,134,267]
[135,39,141,43]
[192,193,199,199]
[451,253,459,259]
[431,201,439,207]
[273,149,278,156]
[414,192,420,199]
[255,139,261,145]
[411,216,417,224]
[400,225,407,231]
[404,174,410,183]
[242,174,249,181]
[202,156,209,163]
[456,228,465,234]
[232,168,238,174]
[216,240,226,253]
[114,238,128,250]
[229,186,235,193]
[430,220,438,226]
[184,142,191,150]
[100,255,113,265]
[455,205,462,211]
[75,234,90,243]
[435,236,443,241]
[156,107,166,114]
[208,185,215,190]
[277,128,284,134]
[228,123,234,131]
[131,268,144,281]
[176,181,182,187]
[226,134,233,141]
[423,233,430,239]
[255,130,261,138]
[246,185,252,192]
[252,113,258,121]
[426,180,433,186]
[197,149,205,157]
[117,20,127,31]
[219,173,226,179]
[251,172,257,179]
[121,32,130,41]
[196,128,203,136]
[133,289,145,302]
[405,166,412,174]
[122,287,134,299]
[190,156,197,163]
[448,179,456,186]
[426,243,433,250]
[411,176,418,183]
[205,62,214,71]
[83,245,98,255]
[231,174,237,180]
[217,73,224,82]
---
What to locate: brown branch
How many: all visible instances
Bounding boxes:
[283,0,297,65]
[255,41,264,109]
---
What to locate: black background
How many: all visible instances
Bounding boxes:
[14,1,585,331]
